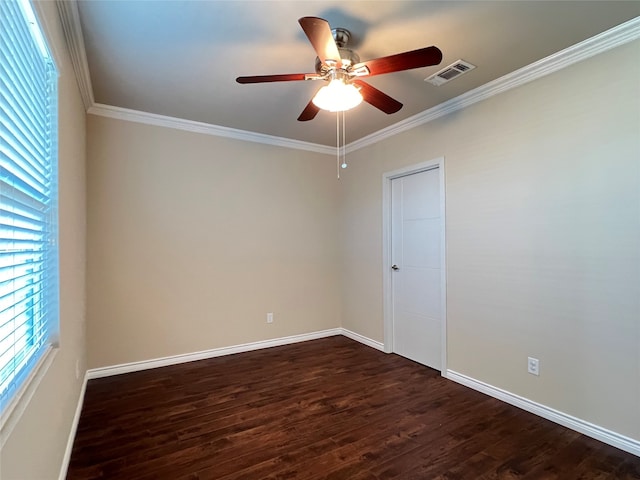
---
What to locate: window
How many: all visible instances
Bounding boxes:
[0,0,58,419]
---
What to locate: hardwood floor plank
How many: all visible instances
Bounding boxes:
[67,336,640,479]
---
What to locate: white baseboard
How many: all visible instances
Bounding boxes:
[61,336,639,478]
[87,328,384,379]
[87,329,343,379]
[62,328,382,477]
[341,328,384,351]
[446,370,640,457]
[58,373,88,480]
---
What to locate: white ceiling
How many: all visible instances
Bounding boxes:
[73,1,640,147]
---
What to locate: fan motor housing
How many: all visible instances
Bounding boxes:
[315,48,360,74]
[314,28,360,74]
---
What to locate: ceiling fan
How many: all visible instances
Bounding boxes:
[236,17,443,121]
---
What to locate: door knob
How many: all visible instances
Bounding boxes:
[391,264,399,271]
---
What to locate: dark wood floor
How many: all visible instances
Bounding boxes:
[67,336,640,479]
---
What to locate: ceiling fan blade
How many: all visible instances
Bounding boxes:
[297,99,320,121]
[353,80,403,114]
[236,73,309,84]
[353,46,443,77]
[298,17,341,66]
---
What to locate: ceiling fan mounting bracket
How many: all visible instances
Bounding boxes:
[331,28,351,48]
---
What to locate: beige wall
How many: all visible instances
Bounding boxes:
[0,1,87,479]
[2,6,636,477]
[340,40,640,440]
[86,118,340,368]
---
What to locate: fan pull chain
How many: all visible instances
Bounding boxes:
[336,111,340,179]
[336,110,349,179]
[341,110,347,170]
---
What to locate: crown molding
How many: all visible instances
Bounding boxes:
[88,104,336,155]
[60,4,638,154]
[56,0,94,109]
[347,16,640,153]
[55,0,333,154]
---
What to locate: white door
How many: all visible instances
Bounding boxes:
[391,167,442,370]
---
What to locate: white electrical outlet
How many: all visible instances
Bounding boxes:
[267,312,273,324]
[527,357,540,376]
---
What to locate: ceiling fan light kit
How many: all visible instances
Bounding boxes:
[312,71,363,112]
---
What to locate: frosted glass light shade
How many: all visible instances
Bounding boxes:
[312,79,363,112]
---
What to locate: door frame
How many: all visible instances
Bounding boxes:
[382,157,447,374]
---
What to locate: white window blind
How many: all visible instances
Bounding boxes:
[0,0,58,417]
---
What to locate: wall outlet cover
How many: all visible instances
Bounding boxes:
[527,357,540,376]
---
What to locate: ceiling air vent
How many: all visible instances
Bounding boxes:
[425,60,476,86]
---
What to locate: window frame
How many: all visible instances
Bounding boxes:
[0,0,60,438]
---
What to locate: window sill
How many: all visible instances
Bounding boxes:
[0,345,58,447]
